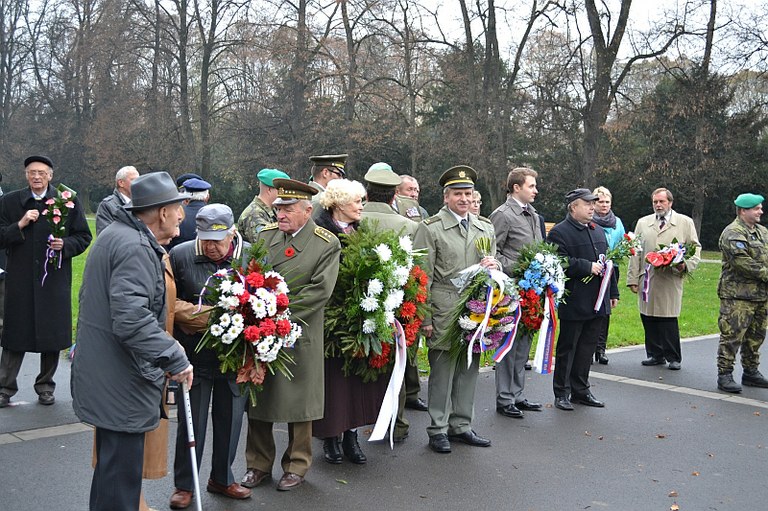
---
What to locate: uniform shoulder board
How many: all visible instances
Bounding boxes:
[314,226,335,242]
[423,215,441,226]
[262,222,279,231]
[477,215,492,224]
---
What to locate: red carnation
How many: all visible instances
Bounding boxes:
[369,342,392,369]
[244,325,261,343]
[276,294,289,308]
[238,290,251,305]
[398,301,417,319]
[276,319,291,337]
[246,272,265,288]
[645,252,665,267]
[260,318,277,336]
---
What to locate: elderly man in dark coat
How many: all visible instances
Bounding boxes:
[241,178,340,492]
[0,155,92,408]
[95,165,140,235]
[547,189,619,411]
[72,172,193,511]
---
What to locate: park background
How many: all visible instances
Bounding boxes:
[0,0,765,249]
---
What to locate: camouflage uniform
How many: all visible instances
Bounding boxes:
[237,196,275,243]
[717,217,768,374]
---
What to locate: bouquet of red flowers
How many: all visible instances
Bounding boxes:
[397,264,429,360]
[196,242,301,405]
[645,238,697,271]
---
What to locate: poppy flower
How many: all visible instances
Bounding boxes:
[285,247,295,257]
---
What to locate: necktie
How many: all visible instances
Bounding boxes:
[522,205,529,216]
[460,218,468,231]
[659,218,666,230]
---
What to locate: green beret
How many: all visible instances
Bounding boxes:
[439,165,477,189]
[257,168,290,187]
[364,162,401,187]
[734,193,764,209]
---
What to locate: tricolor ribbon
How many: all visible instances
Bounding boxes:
[532,289,557,374]
[492,303,520,363]
[593,255,614,313]
[369,320,407,448]
[641,263,652,303]
[463,268,509,368]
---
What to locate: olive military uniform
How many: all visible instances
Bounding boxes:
[237,196,274,242]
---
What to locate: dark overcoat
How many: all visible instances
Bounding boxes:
[0,184,92,352]
[547,215,618,321]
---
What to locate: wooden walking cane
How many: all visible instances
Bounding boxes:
[182,381,204,511]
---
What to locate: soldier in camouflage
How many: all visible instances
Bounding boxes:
[717,193,768,393]
[237,168,289,243]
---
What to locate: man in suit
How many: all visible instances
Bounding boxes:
[490,167,543,419]
[241,178,340,491]
[627,188,701,370]
[414,165,498,454]
[547,189,618,411]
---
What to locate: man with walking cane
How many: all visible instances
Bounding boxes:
[72,172,193,511]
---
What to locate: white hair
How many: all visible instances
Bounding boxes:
[189,190,210,201]
[318,179,366,210]
[115,165,138,183]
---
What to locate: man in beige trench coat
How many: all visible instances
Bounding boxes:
[627,188,701,370]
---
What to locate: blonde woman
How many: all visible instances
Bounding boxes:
[470,190,482,216]
[313,179,390,466]
[591,186,625,364]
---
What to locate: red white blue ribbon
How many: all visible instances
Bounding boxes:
[593,255,614,313]
[492,303,520,363]
[41,234,62,286]
[532,289,557,374]
[369,320,407,448]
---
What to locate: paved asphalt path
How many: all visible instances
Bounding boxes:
[1,335,766,511]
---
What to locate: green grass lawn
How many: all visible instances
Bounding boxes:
[70,216,96,340]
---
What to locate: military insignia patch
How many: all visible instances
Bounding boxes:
[262,222,279,231]
[734,241,746,249]
[314,226,334,242]
[406,207,420,218]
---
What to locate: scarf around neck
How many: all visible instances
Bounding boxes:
[592,210,616,229]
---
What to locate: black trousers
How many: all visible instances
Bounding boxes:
[596,315,610,354]
[173,371,246,490]
[0,348,59,396]
[640,314,681,363]
[91,427,145,511]
[553,318,603,398]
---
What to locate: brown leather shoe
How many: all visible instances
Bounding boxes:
[206,479,251,499]
[241,468,271,488]
[169,489,193,509]
[276,472,304,491]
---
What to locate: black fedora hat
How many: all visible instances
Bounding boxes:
[126,172,192,211]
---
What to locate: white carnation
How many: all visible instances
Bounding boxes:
[374,244,392,262]
[367,278,384,296]
[383,290,405,311]
[398,236,413,253]
[230,282,245,296]
[360,295,379,312]
[362,319,376,334]
[393,266,410,287]
[218,280,233,293]
[384,310,395,324]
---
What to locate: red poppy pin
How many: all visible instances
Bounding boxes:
[285,247,295,258]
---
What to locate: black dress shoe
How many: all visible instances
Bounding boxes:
[448,430,491,447]
[515,399,542,411]
[554,396,574,411]
[323,436,342,464]
[341,430,367,464]
[496,404,524,418]
[428,433,451,453]
[668,361,681,370]
[38,391,55,405]
[405,397,428,411]
[524,362,532,370]
[0,393,10,408]
[597,354,609,365]
[641,357,666,366]
[571,393,605,407]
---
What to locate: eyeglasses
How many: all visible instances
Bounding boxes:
[472,201,482,206]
